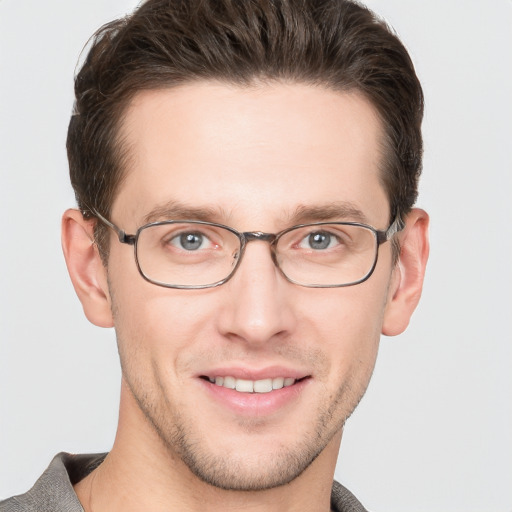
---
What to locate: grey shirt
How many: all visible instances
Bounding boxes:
[0,453,368,512]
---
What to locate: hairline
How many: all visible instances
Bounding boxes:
[104,77,394,210]
[94,77,400,263]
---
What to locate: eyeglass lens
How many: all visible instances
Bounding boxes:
[135,222,378,288]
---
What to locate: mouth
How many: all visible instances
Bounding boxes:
[200,375,309,394]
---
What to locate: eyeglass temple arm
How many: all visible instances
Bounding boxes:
[377,214,405,244]
[88,206,404,247]
[90,208,136,245]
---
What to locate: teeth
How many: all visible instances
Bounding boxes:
[253,379,272,393]
[272,377,284,390]
[223,376,236,389]
[235,379,254,393]
[208,376,297,393]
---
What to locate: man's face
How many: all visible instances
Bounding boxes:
[105,82,396,490]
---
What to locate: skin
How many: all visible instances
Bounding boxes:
[62,82,429,512]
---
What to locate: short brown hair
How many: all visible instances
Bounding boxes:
[67,0,423,254]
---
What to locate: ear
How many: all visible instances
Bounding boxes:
[61,209,114,328]
[382,208,429,336]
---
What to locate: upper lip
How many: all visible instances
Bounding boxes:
[198,365,309,381]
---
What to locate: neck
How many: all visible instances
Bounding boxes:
[75,385,341,512]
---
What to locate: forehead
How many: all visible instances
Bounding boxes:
[115,82,388,228]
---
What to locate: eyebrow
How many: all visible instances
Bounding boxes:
[142,200,229,224]
[141,199,369,227]
[287,202,369,225]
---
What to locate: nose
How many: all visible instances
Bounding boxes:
[215,241,296,347]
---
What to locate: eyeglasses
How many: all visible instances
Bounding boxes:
[92,209,404,289]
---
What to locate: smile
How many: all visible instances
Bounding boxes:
[206,376,298,393]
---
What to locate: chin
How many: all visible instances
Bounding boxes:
[149,402,346,492]
[175,433,328,491]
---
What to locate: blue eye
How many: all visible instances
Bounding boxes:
[174,232,207,251]
[308,232,331,250]
[299,231,339,250]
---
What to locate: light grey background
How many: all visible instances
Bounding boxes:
[1,1,511,510]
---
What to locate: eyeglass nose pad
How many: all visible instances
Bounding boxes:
[231,248,241,268]
[269,242,279,268]
[225,233,285,286]
[229,237,247,273]
[267,240,290,281]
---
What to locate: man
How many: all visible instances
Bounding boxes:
[1,0,429,510]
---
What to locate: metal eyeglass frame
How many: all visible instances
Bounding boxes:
[91,208,405,289]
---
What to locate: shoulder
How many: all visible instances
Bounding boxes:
[0,453,107,512]
[331,480,369,512]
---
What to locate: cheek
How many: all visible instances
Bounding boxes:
[107,246,212,343]
[299,280,388,379]
[110,276,220,373]
[303,281,387,340]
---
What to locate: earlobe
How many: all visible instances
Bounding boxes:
[382,208,429,336]
[61,209,114,328]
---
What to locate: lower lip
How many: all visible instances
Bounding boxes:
[199,378,310,416]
